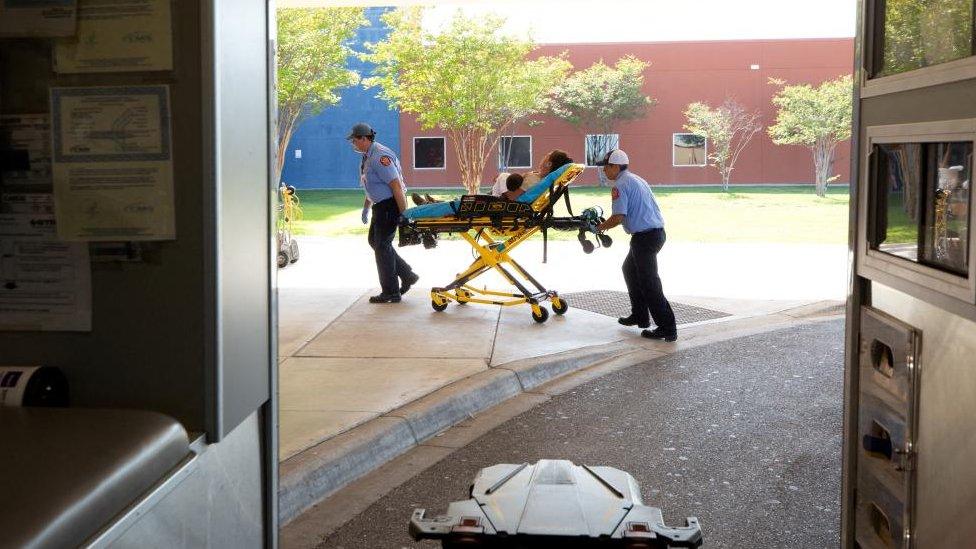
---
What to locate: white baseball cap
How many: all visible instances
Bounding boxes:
[595,149,629,166]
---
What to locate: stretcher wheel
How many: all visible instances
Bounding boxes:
[551,298,569,315]
[532,307,549,323]
[580,239,595,254]
[277,251,288,269]
[432,299,448,312]
[456,289,470,304]
[598,234,613,248]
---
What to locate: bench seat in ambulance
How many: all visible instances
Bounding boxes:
[0,407,191,548]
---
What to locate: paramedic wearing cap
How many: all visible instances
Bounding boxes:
[597,149,677,342]
[349,123,420,304]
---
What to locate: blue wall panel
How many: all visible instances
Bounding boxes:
[280,7,399,189]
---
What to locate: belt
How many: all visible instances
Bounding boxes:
[632,227,663,235]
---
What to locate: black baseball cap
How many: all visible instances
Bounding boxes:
[347,123,375,140]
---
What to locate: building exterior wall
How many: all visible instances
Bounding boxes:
[280,7,399,189]
[398,38,854,188]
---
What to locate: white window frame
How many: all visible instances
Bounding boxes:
[672,133,708,167]
[497,135,533,170]
[857,119,976,305]
[412,136,447,170]
[584,134,620,167]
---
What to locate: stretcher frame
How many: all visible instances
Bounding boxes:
[399,164,610,323]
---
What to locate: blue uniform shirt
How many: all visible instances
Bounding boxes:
[361,141,405,203]
[610,170,665,234]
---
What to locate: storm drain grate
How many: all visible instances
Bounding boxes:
[560,290,731,325]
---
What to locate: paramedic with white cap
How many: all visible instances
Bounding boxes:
[596,149,677,341]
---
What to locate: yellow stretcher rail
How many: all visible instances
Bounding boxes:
[398,164,613,323]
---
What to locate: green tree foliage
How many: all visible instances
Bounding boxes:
[549,57,655,185]
[879,0,972,76]
[363,8,571,193]
[768,75,853,197]
[276,8,367,183]
[683,98,762,191]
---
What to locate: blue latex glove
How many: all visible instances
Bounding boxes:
[361,206,369,225]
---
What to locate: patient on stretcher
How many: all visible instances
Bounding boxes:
[403,150,575,220]
[501,173,525,201]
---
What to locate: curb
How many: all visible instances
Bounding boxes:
[278,300,846,526]
[278,341,638,525]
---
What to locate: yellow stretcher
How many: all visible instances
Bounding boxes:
[398,163,612,323]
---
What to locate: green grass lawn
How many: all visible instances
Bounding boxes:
[287,185,851,244]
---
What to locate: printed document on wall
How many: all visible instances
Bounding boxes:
[50,86,175,241]
[0,0,77,37]
[0,114,52,192]
[0,194,92,331]
[54,0,172,73]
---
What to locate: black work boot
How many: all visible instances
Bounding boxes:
[618,315,650,329]
[400,272,420,295]
[368,293,401,304]
[641,328,677,342]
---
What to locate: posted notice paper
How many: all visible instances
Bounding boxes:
[0,0,77,38]
[0,114,52,191]
[0,194,92,332]
[50,86,175,241]
[54,0,172,73]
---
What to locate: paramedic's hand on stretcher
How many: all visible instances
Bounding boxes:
[598,214,625,232]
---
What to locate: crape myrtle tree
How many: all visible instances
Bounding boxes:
[363,8,571,194]
[549,56,655,186]
[683,98,762,191]
[276,8,367,184]
[767,74,853,197]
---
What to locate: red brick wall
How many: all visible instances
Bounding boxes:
[399,38,854,188]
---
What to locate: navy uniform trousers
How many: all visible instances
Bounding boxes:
[623,228,676,334]
[368,197,414,296]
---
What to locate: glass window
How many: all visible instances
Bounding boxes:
[584,134,619,166]
[673,134,707,167]
[413,137,445,169]
[874,0,975,78]
[872,141,972,274]
[923,143,972,272]
[498,136,531,169]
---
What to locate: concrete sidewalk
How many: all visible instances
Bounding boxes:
[276,236,847,523]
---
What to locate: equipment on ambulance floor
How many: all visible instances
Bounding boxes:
[398,164,611,323]
[409,459,703,548]
[277,183,302,268]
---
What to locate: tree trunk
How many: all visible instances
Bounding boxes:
[717,162,730,192]
[450,130,487,195]
[811,139,835,198]
[275,108,300,186]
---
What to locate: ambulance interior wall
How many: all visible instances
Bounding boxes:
[0,1,273,542]
[0,0,273,443]
[0,5,208,431]
[857,79,976,546]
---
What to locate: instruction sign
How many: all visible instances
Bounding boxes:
[50,85,175,241]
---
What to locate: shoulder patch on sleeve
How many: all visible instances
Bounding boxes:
[611,187,620,200]
[379,156,392,166]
